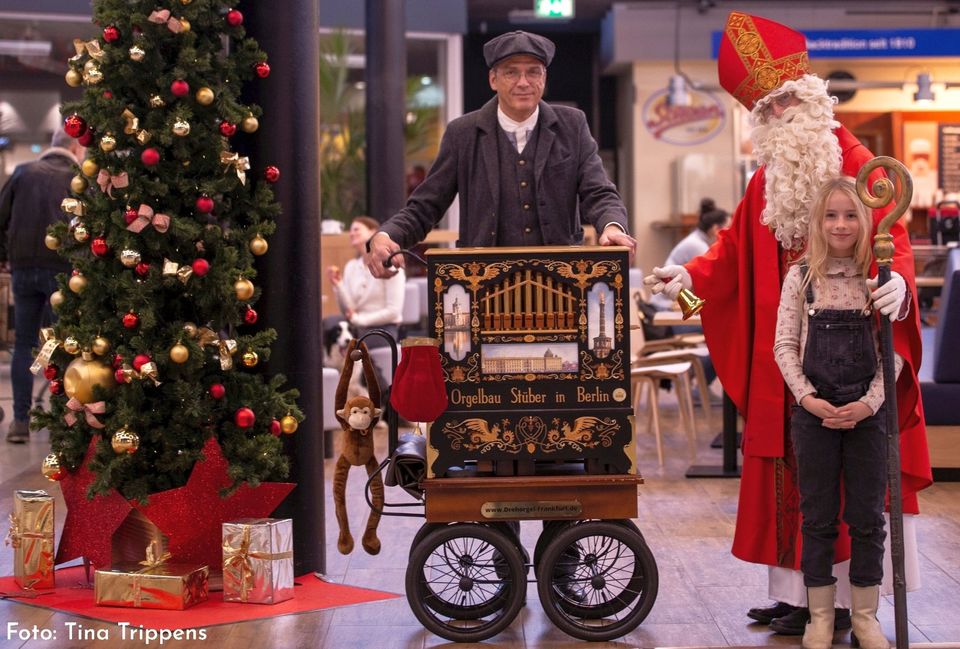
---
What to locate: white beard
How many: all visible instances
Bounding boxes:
[752,105,842,250]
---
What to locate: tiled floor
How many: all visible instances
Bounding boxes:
[0,360,958,648]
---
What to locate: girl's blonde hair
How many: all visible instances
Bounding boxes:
[801,176,873,291]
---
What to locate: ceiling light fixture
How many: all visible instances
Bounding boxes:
[914,72,935,103]
[0,39,52,57]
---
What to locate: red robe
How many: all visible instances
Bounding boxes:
[687,126,932,568]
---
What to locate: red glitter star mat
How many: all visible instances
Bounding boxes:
[0,567,398,630]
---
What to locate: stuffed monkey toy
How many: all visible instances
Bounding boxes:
[333,340,384,555]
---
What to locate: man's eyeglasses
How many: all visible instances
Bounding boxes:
[498,66,545,83]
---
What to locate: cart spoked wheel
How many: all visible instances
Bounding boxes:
[535,519,658,641]
[406,523,526,642]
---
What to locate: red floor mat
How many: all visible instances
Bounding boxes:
[0,566,398,630]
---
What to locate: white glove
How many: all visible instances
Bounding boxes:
[643,265,692,301]
[866,271,906,321]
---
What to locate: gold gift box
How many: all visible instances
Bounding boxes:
[94,563,209,610]
[222,518,293,604]
[8,490,55,589]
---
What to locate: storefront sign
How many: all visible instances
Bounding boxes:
[712,28,960,59]
[642,87,726,146]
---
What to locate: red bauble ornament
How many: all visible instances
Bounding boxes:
[264,166,280,183]
[243,306,258,324]
[49,380,63,395]
[219,121,237,137]
[102,91,113,100]
[114,368,127,384]
[132,354,151,371]
[91,237,110,257]
[78,128,95,147]
[170,79,190,97]
[71,268,81,276]
[234,407,255,428]
[254,61,270,78]
[195,195,214,214]
[44,365,59,381]
[209,383,226,400]
[225,9,243,26]
[141,148,160,166]
[122,312,139,329]
[270,419,282,437]
[64,114,88,139]
[103,25,121,42]
[124,207,139,224]
[135,262,150,277]
[191,258,210,277]
[112,354,124,369]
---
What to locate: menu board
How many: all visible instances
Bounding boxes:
[938,123,960,194]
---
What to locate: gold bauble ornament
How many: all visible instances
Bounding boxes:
[235,278,255,300]
[249,234,268,256]
[68,274,87,294]
[242,350,259,367]
[99,133,116,152]
[241,115,259,133]
[280,415,299,434]
[44,234,61,250]
[179,18,191,32]
[73,223,90,242]
[70,175,88,193]
[129,45,146,62]
[172,119,191,137]
[111,428,140,454]
[170,343,189,364]
[149,95,166,108]
[42,454,65,481]
[83,60,103,85]
[63,353,116,404]
[65,69,83,87]
[120,249,141,268]
[195,87,215,106]
[180,0,192,4]
[182,322,198,339]
[50,291,64,308]
[81,159,99,177]
[63,337,80,355]
[92,336,111,356]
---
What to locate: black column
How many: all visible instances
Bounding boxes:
[366,0,407,221]
[246,1,324,575]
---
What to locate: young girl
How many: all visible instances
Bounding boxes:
[774,176,899,649]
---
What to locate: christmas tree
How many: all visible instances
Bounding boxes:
[32,0,302,506]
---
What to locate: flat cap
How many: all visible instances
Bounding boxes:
[483,31,556,68]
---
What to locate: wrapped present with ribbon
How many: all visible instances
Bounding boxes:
[222,518,293,604]
[94,541,208,610]
[6,490,55,589]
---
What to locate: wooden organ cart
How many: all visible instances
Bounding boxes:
[388,246,658,643]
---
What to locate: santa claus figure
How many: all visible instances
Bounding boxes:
[647,10,931,643]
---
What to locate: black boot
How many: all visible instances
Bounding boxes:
[769,606,851,635]
[746,601,799,624]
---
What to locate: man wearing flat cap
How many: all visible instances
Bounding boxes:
[365,30,635,277]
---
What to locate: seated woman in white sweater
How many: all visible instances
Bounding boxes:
[325,216,405,347]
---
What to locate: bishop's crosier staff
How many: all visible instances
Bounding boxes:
[855,156,913,649]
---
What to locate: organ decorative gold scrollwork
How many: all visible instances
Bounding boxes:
[440,415,620,455]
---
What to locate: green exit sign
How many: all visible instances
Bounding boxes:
[535,0,574,19]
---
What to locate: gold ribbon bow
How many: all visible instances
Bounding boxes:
[60,198,86,217]
[139,541,172,572]
[198,327,237,370]
[222,525,293,602]
[220,151,250,186]
[117,362,161,386]
[121,109,152,145]
[96,169,129,198]
[128,204,170,234]
[162,259,193,284]
[30,328,60,375]
[70,38,104,63]
[148,9,184,33]
[5,513,21,549]
[64,398,106,429]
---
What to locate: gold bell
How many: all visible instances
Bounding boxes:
[677,288,705,320]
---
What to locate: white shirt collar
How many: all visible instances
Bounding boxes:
[497,105,539,153]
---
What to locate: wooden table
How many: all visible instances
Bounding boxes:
[652,311,701,327]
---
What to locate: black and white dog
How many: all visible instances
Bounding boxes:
[323,320,364,398]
